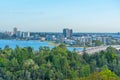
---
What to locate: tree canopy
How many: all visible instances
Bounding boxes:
[0,45,120,80]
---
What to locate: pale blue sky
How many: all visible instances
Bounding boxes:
[0,0,120,32]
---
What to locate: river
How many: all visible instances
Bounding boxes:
[0,40,83,51]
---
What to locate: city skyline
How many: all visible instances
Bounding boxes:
[0,0,120,32]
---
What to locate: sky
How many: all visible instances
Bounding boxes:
[0,0,120,32]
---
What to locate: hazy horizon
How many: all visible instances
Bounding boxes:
[0,0,120,32]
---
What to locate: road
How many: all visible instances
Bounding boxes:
[78,45,120,55]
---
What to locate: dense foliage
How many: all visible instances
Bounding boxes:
[0,44,120,80]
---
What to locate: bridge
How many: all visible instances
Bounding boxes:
[78,45,120,55]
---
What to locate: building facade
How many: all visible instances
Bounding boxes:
[63,28,73,38]
[13,27,17,34]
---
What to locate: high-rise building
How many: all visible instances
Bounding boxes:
[13,27,17,34]
[63,28,73,38]
[16,31,22,38]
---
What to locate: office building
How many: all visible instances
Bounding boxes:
[16,31,22,38]
[13,27,17,34]
[63,28,73,38]
[23,32,30,38]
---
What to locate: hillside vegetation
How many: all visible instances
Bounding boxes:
[0,44,120,80]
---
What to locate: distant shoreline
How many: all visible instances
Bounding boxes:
[0,39,84,49]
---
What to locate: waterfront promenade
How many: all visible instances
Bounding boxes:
[78,45,120,54]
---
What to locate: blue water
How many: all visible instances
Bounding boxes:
[0,40,83,51]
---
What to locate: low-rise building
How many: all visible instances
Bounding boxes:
[23,32,30,38]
